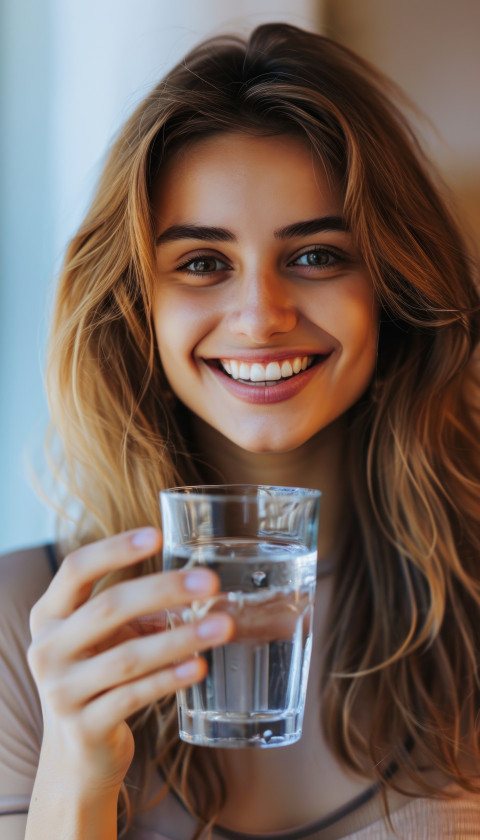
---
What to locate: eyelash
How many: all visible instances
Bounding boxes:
[176,254,231,275]
[288,246,346,271]
[176,247,346,276]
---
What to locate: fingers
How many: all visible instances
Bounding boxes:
[80,658,207,740]
[44,612,234,712]
[42,566,220,663]
[26,529,235,785]
[30,528,163,628]
[27,528,232,729]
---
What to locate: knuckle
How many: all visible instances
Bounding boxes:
[43,677,71,712]
[27,637,50,677]
[29,600,44,635]
[61,550,83,584]
[114,644,138,680]
[89,588,119,623]
[119,681,142,714]
[26,641,40,676]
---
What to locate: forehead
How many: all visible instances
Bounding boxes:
[152,132,344,226]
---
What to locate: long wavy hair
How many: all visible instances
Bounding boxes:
[46,22,480,836]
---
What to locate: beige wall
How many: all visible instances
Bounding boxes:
[323,0,480,244]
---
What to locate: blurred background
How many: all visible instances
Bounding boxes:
[0,0,479,554]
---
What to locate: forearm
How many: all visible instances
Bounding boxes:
[25,767,120,840]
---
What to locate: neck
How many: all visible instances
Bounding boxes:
[188,415,348,562]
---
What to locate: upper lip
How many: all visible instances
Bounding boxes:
[202,349,333,363]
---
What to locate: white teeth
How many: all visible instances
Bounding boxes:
[250,363,266,382]
[265,361,282,380]
[219,355,314,383]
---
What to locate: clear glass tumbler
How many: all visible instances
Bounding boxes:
[160,484,321,748]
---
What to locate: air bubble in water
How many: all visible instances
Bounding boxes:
[251,570,268,587]
[262,730,273,743]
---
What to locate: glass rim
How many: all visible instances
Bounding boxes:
[159,484,322,501]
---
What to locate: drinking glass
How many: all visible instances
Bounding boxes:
[160,484,321,748]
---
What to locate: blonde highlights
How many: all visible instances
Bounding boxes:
[46,22,480,832]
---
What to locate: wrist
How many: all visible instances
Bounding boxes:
[27,778,120,840]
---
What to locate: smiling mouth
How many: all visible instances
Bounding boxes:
[212,354,323,386]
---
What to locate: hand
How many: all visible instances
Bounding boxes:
[27,528,234,793]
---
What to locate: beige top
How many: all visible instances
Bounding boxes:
[1,545,480,839]
[121,766,480,839]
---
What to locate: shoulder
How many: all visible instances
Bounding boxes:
[345,785,480,839]
[0,544,57,648]
[0,546,56,806]
[0,545,55,624]
[387,786,480,837]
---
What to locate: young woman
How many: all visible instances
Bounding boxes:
[1,22,479,840]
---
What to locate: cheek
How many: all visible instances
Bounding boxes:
[152,290,217,370]
[327,291,379,381]
[340,279,378,340]
[153,291,192,345]
[313,282,378,351]
[347,300,379,354]
[152,295,182,372]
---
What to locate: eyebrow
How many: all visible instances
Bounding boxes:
[155,215,348,246]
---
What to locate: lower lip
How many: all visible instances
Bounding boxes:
[206,357,329,404]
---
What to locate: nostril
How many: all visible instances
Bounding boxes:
[228,304,298,340]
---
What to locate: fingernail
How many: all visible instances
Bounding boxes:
[183,569,215,594]
[197,614,231,640]
[131,528,158,549]
[175,659,201,680]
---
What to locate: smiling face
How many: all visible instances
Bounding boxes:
[152,132,378,454]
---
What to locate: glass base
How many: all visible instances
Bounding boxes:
[178,709,303,748]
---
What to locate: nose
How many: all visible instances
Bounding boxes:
[227,271,298,342]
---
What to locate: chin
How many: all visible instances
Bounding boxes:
[224,415,344,455]
[228,431,314,455]
[236,442,289,455]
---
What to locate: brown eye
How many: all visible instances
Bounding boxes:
[179,256,229,274]
[189,258,217,273]
[306,251,329,266]
[293,249,339,268]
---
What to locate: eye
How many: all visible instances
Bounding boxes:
[177,255,230,275]
[289,248,344,270]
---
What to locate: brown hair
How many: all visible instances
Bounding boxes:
[46,22,480,835]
